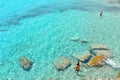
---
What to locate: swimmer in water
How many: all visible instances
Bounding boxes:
[100,11,103,16]
[75,61,80,74]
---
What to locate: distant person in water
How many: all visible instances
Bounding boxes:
[100,11,103,16]
[75,61,80,74]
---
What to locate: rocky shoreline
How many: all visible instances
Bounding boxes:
[52,44,120,80]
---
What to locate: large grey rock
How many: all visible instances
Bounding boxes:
[53,57,71,71]
[89,44,109,50]
[19,56,33,70]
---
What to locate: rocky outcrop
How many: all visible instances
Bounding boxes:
[53,57,71,71]
[19,56,33,70]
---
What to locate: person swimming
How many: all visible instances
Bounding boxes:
[100,11,103,16]
[75,61,80,74]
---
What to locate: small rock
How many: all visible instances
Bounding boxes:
[19,56,33,71]
[80,40,88,43]
[70,37,80,42]
[53,57,71,71]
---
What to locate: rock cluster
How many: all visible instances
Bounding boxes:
[87,44,114,67]
[19,56,33,71]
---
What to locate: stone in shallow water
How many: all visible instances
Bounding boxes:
[70,37,80,42]
[95,50,113,58]
[53,57,71,71]
[89,44,109,50]
[80,40,88,43]
[19,56,33,71]
[89,44,113,58]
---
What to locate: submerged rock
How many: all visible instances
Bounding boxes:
[70,37,80,42]
[95,50,113,58]
[80,40,88,43]
[53,57,71,71]
[89,44,109,50]
[89,44,113,58]
[19,56,33,70]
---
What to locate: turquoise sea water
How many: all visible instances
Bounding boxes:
[0,0,120,80]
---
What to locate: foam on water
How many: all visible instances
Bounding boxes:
[0,0,120,80]
[105,58,120,69]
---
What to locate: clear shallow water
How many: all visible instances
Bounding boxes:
[0,0,120,80]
